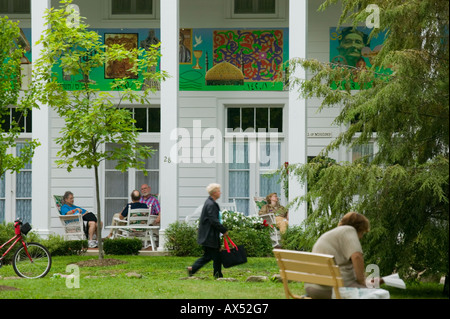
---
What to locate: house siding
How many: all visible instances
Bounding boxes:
[7,0,348,235]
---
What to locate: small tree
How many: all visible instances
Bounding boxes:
[32,0,167,258]
[0,17,40,179]
[288,0,448,280]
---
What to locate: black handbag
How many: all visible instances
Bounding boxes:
[220,235,247,268]
[20,222,32,235]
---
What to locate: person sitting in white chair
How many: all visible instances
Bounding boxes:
[259,193,289,234]
[106,190,148,239]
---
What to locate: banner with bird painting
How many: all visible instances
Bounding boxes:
[21,27,289,92]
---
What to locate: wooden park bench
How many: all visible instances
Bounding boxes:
[273,249,344,299]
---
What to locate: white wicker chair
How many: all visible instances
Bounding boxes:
[53,195,86,240]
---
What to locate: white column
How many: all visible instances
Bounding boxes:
[288,0,308,226]
[158,0,179,251]
[31,0,51,236]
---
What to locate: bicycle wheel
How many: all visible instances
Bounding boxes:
[13,242,52,279]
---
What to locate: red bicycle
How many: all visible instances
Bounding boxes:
[0,219,52,279]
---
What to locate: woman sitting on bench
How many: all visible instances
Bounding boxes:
[305,212,372,299]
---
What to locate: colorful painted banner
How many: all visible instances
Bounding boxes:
[180,28,289,91]
[19,27,289,91]
[329,26,390,90]
[213,30,284,82]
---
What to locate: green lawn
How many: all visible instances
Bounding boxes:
[0,255,447,299]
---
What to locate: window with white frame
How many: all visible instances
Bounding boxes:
[0,142,32,224]
[104,142,159,226]
[1,108,32,133]
[234,0,276,14]
[227,106,283,133]
[132,107,160,133]
[352,143,375,163]
[227,0,284,19]
[226,105,285,215]
[1,107,33,224]
[103,105,160,225]
[0,0,30,14]
[15,143,32,222]
[109,0,156,19]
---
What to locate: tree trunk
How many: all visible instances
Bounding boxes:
[94,165,104,259]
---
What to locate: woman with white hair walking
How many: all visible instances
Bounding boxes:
[187,183,228,278]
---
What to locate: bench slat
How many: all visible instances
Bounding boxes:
[278,260,341,277]
[283,270,344,287]
[274,250,336,264]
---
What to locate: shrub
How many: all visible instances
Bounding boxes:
[165,221,203,257]
[280,225,313,252]
[40,235,88,256]
[0,222,15,264]
[165,213,273,257]
[221,211,268,231]
[0,222,15,240]
[227,228,273,257]
[221,211,273,257]
[103,238,143,255]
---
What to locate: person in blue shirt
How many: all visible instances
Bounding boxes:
[61,191,100,248]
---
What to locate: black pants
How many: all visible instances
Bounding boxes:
[191,246,223,278]
[83,212,97,222]
[82,212,97,238]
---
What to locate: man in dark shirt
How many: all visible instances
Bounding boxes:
[106,190,148,238]
[187,183,228,279]
[119,190,149,219]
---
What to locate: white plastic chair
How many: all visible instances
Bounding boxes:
[184,199,237,224]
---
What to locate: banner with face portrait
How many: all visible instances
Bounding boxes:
[330,27,389,90]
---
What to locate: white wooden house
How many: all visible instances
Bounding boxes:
[1,0,380,250]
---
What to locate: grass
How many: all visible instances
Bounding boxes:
[0,255,289,299]
[0,255,447,300]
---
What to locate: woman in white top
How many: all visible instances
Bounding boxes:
[305,212,371,299]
